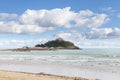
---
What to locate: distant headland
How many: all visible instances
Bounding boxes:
[8,38,81,51]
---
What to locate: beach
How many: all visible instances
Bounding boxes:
[0,70,94,80]
[0,0,120,80]
[0,49,120,80]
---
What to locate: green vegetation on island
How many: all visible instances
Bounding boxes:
[7,38,80,51]
[35,38,80,49]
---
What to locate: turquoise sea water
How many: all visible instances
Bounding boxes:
[0,48,120,66]
[0,48,120,80]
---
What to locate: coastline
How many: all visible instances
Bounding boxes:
[0,49,120,80]
[0,63,120,80]
[0,47,81,52]
[0,70,95,80]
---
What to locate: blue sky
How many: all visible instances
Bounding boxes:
[0,0,120,48]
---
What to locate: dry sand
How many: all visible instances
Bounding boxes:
[0,70,96,80]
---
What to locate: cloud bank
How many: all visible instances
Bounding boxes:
[0,7,109,34]
[0,7,120,48]
[55,29,120,48]
[55,27,120,40]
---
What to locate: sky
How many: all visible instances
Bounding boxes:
[0,0,120,48]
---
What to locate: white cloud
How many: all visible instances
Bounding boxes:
[102,7,115,12]
[0,21,48,34]
[0,39,49,49]
[0,13,18,21]
[1,28,120,48]
[108,28,120,37]
[55,28,120,48]
[55,27,120,48]
[0,39,26,49]
[86,28,113,39]
[55,27,120,40]
[66,10,109,28]
[55,30,85,47]
[20,7,76,27]
[55,30,85,41]
[0,7,109,34]
[78,39,120,48]
[86,27,120,39]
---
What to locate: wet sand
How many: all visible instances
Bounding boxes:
[0,70,95,80]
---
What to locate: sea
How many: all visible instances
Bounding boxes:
[0,48,120,80]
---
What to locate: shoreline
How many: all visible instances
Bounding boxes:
[0,63,120,80]
[0,70,95,80]
[0,49,120,80]
[0,46,81,51]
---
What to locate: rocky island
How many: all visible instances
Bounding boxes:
[10,38,80,51]
[35,38,80,49]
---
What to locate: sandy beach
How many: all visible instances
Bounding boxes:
[0,50,120,80]
[0,70,95,80]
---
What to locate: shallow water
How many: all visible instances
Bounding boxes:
[0,48,120,80]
